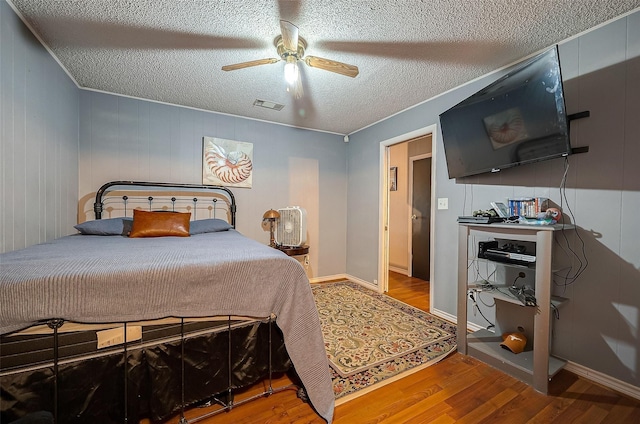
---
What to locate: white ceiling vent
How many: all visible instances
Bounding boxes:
[253,99,284,111]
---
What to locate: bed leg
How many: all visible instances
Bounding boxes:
[123,322,129,423]
[267,315,274,396]
[46,319,64,424]
[179,318,188,424]
[227,315,233,409]
[297,387,309,403]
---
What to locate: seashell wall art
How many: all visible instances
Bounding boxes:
[202,137,254,188]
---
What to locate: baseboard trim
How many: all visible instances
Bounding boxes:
[343,275,381,292]
[388,266,408,276]
[430,308,456,325]
[311,274,381,292]
[563,361,640,401]
[431,308,486,332]
[309,274,349,284]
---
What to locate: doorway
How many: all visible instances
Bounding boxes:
[379,125,436,307]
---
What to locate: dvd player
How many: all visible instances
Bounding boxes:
[484,249,536,265]
[457,216,505,224]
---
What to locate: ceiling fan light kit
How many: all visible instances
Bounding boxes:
[222,20,359,98]
[284,56,298,84]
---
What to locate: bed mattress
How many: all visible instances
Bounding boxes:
[0,229,334,422]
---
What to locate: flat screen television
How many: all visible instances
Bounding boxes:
[439,46,571,179]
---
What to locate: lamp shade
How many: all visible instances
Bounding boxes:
[263,209,280,220]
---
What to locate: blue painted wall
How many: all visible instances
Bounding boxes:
[0,1,79,253]
[347,11,640,388]
[76,91,348,278]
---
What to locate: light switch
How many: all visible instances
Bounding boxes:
[437,198,449,210]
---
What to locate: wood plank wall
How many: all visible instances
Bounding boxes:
[1,1,79,253]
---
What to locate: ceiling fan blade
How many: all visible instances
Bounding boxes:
[221,58,279,71]
[280,20,299,51]
[304,56,359,78]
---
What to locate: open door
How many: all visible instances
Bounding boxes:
[410,156,432,280]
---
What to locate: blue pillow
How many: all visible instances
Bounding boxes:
[74,217,133,236]
[189,218,232,235]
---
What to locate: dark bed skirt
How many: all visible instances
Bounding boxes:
[1,319,292,423]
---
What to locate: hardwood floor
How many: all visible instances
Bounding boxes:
[387,270,430,311]
[159,272,640,423]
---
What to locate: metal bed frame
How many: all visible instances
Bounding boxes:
[2,181,304,424]
[94,180,237,227]
[36,317,293,424]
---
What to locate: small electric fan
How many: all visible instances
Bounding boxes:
[275,207,307,247]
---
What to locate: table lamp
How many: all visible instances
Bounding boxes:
[262,209,280,247]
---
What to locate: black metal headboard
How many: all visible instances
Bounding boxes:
[93,181,237,228]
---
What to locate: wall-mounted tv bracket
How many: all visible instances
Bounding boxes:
[567,111,590,155]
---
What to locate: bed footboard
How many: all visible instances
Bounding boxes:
[1,317,295,423]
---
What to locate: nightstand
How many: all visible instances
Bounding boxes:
[275,245,309,256]
[276,245,310,277]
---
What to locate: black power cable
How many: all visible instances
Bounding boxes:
[555,157,589,292]
[468,289,495,329]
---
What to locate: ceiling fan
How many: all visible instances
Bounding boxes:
[222,20,359,98]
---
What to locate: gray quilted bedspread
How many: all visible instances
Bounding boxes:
[0,230,334,422]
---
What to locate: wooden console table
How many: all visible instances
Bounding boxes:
[457,222,571,394]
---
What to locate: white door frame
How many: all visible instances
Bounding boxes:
[378,124,437,294]
[407,152,432,278]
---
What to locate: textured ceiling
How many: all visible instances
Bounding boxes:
[7,0,640,134]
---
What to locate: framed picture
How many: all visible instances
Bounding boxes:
[389,166,397,191]
[490,201,510,218]
[202,137,254,188]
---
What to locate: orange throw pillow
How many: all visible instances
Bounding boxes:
[129,210,191,238]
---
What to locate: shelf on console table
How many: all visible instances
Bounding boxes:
[467,329,567,385]
[467,282,569,309]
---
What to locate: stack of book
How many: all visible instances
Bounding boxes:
[507,197,548,218]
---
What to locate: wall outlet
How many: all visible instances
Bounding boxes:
[437,198,449,210]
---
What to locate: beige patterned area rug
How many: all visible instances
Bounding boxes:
[311,281,457,405]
